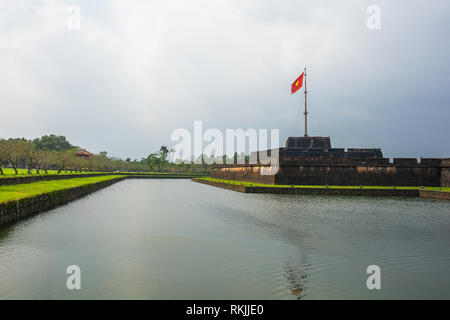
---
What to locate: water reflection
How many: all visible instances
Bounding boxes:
[284,253,310,299]
[0,179,450,299]
[0,224,13,244]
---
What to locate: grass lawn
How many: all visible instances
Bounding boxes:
[0,168,104,178]
[0,175,124,203]
[199,177,450,192]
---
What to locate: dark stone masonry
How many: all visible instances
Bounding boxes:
[193,178,450,200]
[212,136,450,187]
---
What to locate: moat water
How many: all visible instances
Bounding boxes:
[1,179,450,299]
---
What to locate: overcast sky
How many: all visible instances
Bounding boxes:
[1,0,449,159]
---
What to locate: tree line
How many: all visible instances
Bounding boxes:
[0,135,210,175]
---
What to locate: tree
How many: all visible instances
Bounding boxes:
[38,150,54,174]
[54,150,75,174]
[159,146,169,163]
[32,134,74,151]
[23,142,39,174]
[3,140,29,175]
[146,153,161,172]
[0,139,8,175]
[169,148,176,162]
[1,135,212,176]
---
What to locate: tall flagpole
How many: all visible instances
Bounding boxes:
[303,67,308,137]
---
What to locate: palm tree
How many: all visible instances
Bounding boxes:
[169,148,176,163]
[159,146,169,162]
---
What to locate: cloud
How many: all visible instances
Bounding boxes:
[0,0,449,158]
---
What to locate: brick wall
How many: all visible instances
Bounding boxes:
[212,158,448,187]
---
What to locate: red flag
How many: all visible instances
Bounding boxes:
[291,72,304,94]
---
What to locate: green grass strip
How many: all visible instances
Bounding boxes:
[0,168,107,178]
[199,177,450,192]
[0,175,124,203]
